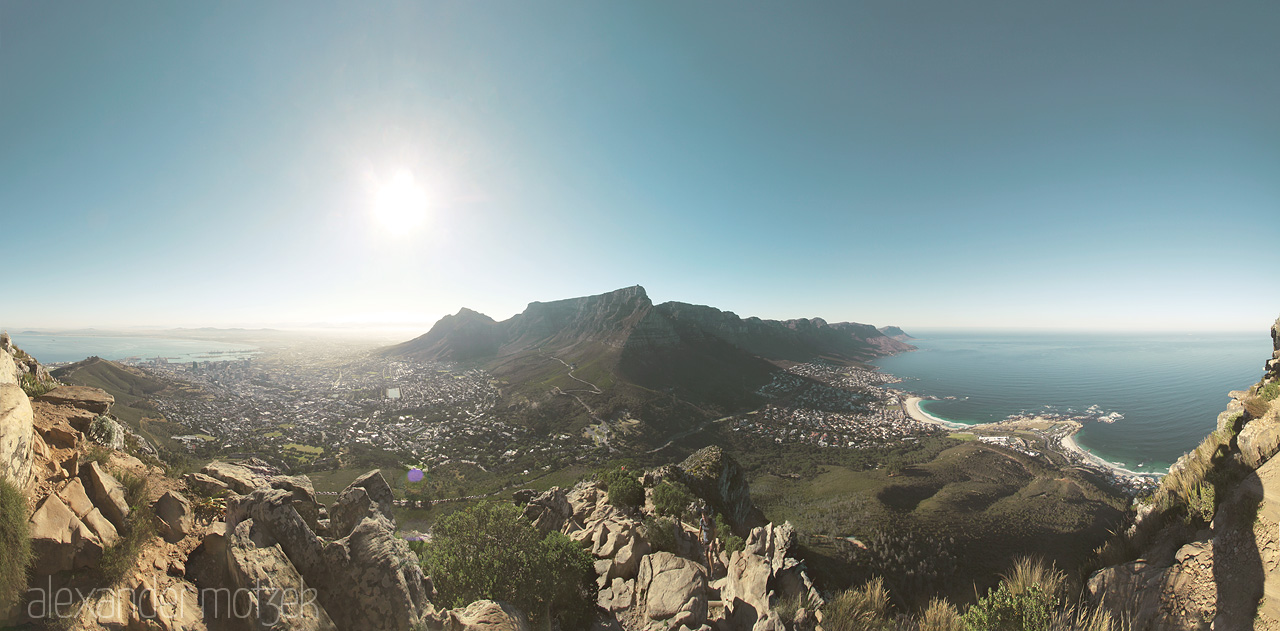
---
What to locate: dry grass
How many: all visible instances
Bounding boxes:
[822,577,893,631]
[918,597,963,631]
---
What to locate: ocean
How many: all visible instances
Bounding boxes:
[873,330,1271,474]
[9,334,257,364]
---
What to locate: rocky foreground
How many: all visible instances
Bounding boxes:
[1,336,823,630]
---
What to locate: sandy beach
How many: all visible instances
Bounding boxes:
[903,396,970,430]
[904,395,1160,484]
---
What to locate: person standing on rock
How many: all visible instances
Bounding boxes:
[700,508,717,574]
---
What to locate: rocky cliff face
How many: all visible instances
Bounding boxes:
[1088,316,1280,630]
[0,336,40,488]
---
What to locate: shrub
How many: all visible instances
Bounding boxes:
[919,597,964,631]
[89,415,126,450]
[0,477,31,613]
[605,472,644,511]
[652,481,694,519]
[19,373,54,398]
[715,513,744,556]
[961,582,1055,631]
[642,516,680,554]
[1186,482,1216,524]
[421,502,593,628]
[95,469,155,586]
[822,577,894,631]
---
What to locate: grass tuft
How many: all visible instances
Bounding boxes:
[0,477,31,614]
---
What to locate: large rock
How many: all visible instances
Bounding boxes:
[82,460,131,529]
[28,493,104,573]
[666,446,766,533]
[201,459,279,494]
[1240,409,1280,468]
[184,471,232,497]
[224,471,431,631]
[522,486,573,532]
[37,385,114,415]
[154,490,195,543]
[328,469,395,538]
[0,383,34,486]
[226,518,337,630]
[635,552,708,626]
[436,600,530,631]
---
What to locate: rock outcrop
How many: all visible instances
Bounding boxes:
[1089,314,1280,630]
[214,461,431,631]
[0,341,36,487]
[645,446,766,534]
[522,454,821,631]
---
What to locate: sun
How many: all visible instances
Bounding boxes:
[370,169,430,235]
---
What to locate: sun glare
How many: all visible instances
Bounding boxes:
[370,170,430,235]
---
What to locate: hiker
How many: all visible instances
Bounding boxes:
[700,508,717,572]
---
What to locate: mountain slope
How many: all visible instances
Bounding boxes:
[384,286,912,415]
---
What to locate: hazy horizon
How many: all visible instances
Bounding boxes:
[3,2,1278,332]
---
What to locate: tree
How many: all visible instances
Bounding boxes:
[421,502,594,627]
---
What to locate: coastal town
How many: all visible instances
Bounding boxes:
[142,348,596,473]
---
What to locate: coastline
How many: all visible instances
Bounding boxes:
[902,394,1161,492]
[902,396,971,430]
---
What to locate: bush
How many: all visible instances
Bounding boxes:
[919,597,964,631]
[642,516,680,553]
[823,577,894,631]
[604,471,643,511]
[652,481,694,519]
[0,477,31,613]
[19,373,54,398]
[95,469,154,586]
[715,513,744,556]
[421,502,594,627]
[1186,482,1216,524]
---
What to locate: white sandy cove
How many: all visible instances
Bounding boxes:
[903,396,970,430]
[903,396,1161,479]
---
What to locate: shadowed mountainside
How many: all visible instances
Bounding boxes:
[383,286,912,410]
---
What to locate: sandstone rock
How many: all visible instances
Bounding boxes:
[328,469,395,538]
[57,477,96,518]
[523,486,573,532]
[35,414,79,449]
[636,552,708,624]
[612,534,650,580]
[83,507,120,546]
[1240,411,1280,468]
[224,472,431,631]
[0,382,34,486]
[201,459,279,494]
[83,460,131,529]
[31,399,99,433]
[93,586,132,629]
[444,600,530,631]
[154,490,195,543]
[184,471,232,497]
[28,493,104,573]
[226,518,337,630]
[37,385,114,414]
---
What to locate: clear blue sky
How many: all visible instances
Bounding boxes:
[2,1,1277,331]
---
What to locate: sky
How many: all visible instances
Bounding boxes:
[2,1,1278,332]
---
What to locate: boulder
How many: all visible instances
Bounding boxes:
[184,471,232,497]
[635,552,708,625]
[612,534,651,580]
[201,459,279,494]
[82,507,120,547]
[37,385,114,414]
[34,413,79,449]
[28,493,104,573]
[224,471,431,631]
[82,460,130,529]
[57,477,96,518]
[328,469,395,538]
[0,383,34,486]
[440,600,530,631]
[30,400,98,433]
[153,490,194,543]
[1240,411,1280,468]
[523,487,573,532]
[225,518,337,630]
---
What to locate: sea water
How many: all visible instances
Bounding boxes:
[9,333,257,364]
[873,330,1271,474]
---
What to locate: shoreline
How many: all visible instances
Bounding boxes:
[902,395,1163,490]
[902,396,971,430]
